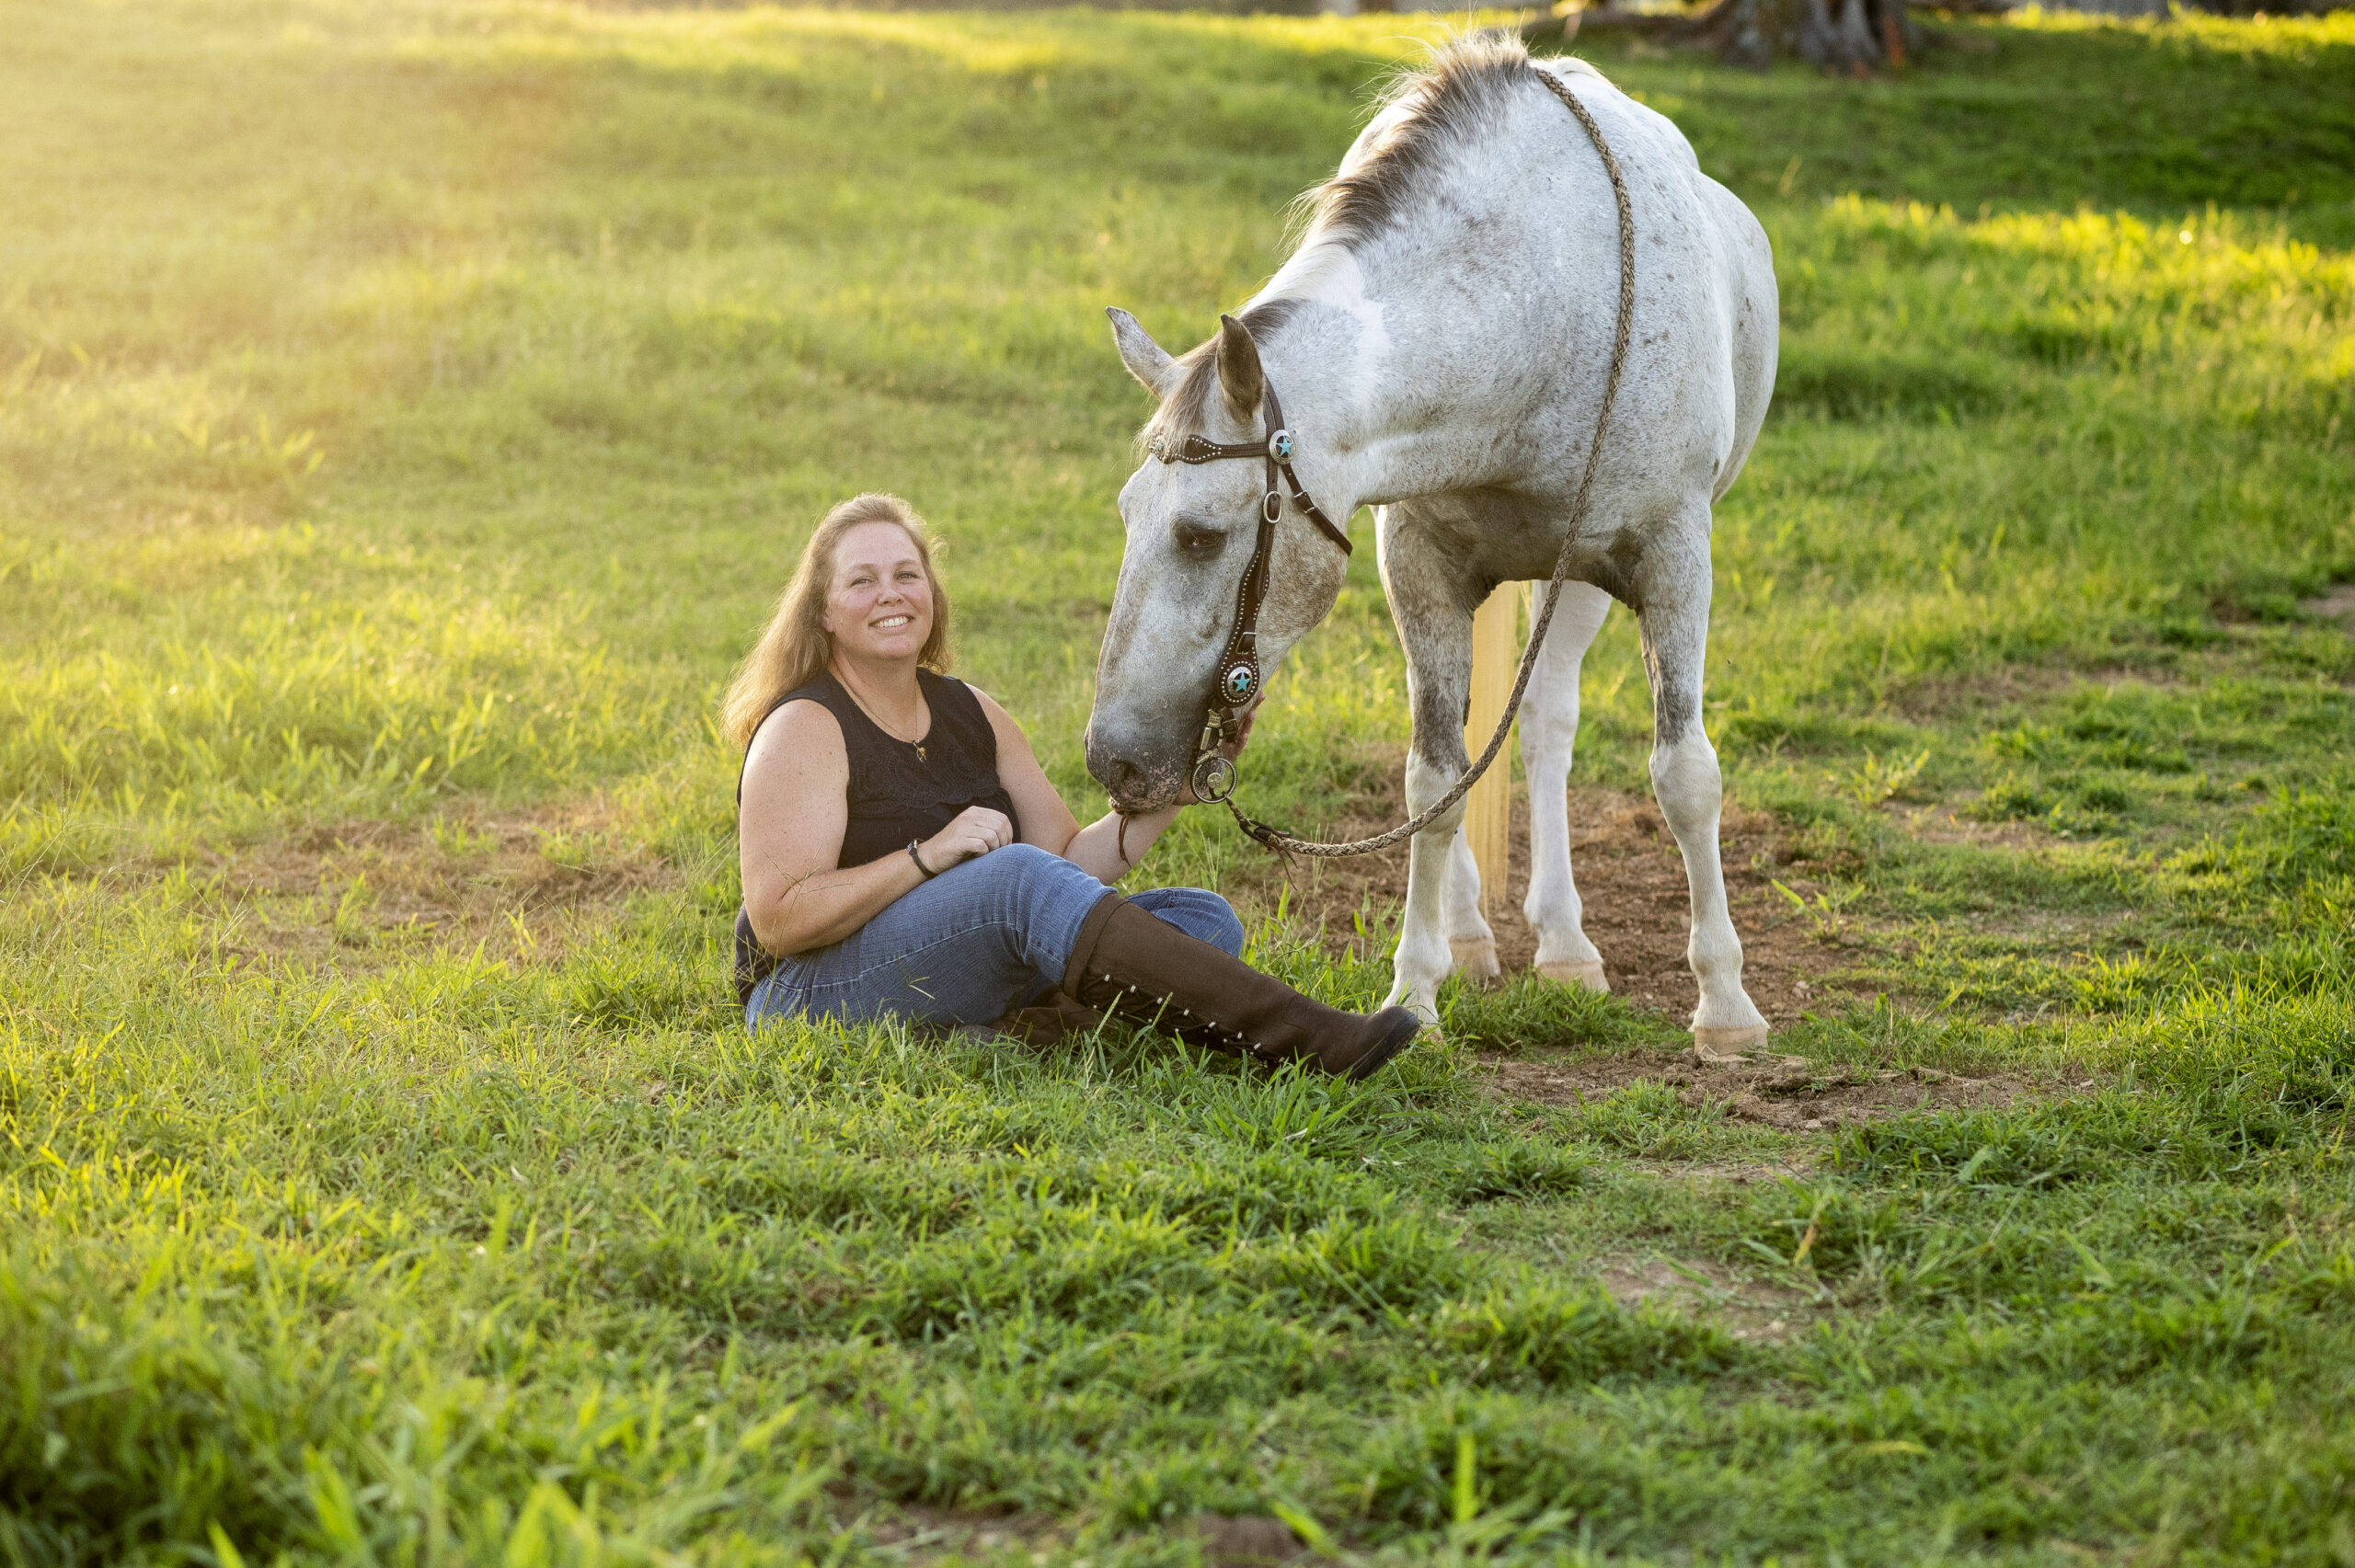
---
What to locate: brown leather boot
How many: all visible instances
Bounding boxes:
[983,987,1106,1047]
[1060,893,1421,1080]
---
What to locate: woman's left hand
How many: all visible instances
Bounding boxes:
[1223,703,1257,763]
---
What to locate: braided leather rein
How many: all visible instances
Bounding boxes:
[1209,69,1638,862]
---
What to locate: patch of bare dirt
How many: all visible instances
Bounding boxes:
[1229,770,1862,1030]
[1599,1256,1818,1342]
[2303,582,2355,631]
[852,1505,1308,1565]
[855,1502,1070,1562]
[1889,661,2186,724]
[1186,1516,1313,1566]
[1484,1044,2033,1131]
[179,802,674,970]
[1891,801,2063,853]
[1626,1158,1816,1185]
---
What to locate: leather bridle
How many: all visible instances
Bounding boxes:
[1148,374,1352,805]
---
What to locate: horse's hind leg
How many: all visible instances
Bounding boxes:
[1637,524,1768,1047]
[1441,828,1499,982]
[1520,579,1614,991]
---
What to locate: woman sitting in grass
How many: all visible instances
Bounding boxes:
[726,492,1419,1078]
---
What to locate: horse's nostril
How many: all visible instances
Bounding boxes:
[1107,758,1142,795]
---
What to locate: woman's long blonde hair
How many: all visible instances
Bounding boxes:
[720,493,952,749]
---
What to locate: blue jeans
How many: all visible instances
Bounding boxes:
[744,842,1244,1030]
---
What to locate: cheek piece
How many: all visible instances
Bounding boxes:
[1146,373,1351,804]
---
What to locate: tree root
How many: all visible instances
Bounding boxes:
[1522,0,1930,73]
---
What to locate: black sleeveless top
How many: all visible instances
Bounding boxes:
[733,670,1020,1003]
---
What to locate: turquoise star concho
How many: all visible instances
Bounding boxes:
[1223,663,1257,704]
[1269,429,1293,462]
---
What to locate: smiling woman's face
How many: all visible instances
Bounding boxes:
[821,520,934,665]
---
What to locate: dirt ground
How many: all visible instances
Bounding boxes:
[2304,582,2355,630]
[180,804,676,969]
[852,1501,1304,1565]
[174,772,1858,1024]
[1230,771,1860,1031]
[1598,1254,1821,1342]
[1485,1043,2035,1132]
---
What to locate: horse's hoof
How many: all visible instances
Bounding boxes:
[1536,957,1609,992]
[1692,1024,1770,1051]
[1449,937,1501,984]
[1382,980,1444,1035]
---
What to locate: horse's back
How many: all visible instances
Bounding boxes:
[1531,61,1776,503]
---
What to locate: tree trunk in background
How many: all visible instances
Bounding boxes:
[1523,0,1925,71]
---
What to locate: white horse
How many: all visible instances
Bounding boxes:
[1084,38,1776,1047]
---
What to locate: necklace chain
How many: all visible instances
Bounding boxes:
[835,667,929,756]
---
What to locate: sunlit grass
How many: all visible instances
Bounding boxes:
[2005,2,2355,59]
[3,2,2352,1562]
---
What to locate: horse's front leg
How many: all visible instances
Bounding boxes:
[1377,509,1476,1026]
[1521,579,1614,990]
[1441,577,1614,986]
[1385,745,1474,1024]
[1637,524,1768,1047]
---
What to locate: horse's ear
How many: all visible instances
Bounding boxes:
[1214,314,1265,427]
[1106,307,1178,401]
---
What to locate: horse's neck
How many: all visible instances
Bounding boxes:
[1254,242,1512,519]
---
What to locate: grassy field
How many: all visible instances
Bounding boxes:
[5,1,2354,1562]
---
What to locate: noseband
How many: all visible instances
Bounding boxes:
[1148,377,1353,804]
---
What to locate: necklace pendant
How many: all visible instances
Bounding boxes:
[914,744,926,762]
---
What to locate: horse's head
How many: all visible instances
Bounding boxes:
[1085,307,1353,814]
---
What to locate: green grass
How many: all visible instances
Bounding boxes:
[4,2,2353,1562]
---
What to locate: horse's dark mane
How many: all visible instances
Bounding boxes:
[1301,34,1533,251]
[1140,36,1531,451]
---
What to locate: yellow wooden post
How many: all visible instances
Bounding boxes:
[1461,584,1523,918]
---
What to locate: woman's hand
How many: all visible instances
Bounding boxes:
[920,805,1014,871]
[1224,703,1257,761]
[1178,703,1257,807]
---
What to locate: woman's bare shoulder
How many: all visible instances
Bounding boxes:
[961,681,1001,715]
[744,697,846,781]
[962,683,1028,741]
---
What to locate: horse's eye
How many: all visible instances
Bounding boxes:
[1173,519,1225,560]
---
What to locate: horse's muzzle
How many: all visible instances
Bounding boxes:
[1085,723,1189,814]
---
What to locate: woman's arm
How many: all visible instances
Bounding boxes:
[975,691,1083,855]
[1060,806,1178,884]
[740,701,1013,956]
[974,689,1243,885]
